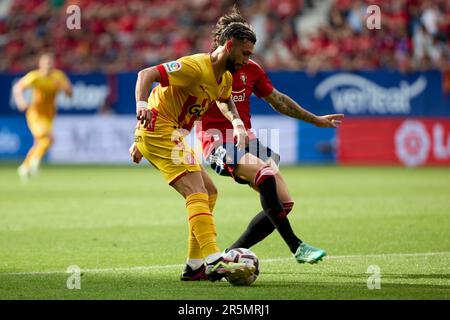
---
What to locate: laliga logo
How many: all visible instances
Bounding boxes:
[315,74,427,115]
[163,61,182,73]
[395,120,450,167]
[395,120,430,167]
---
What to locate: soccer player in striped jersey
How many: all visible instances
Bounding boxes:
[196,9,344,274]
[130,22,257,282]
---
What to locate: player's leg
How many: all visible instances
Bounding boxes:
[171,171,254,281]
[258,163,326,263]
[29,115,53,174]
[230,153,302,254]
[206,140,298,249]
[29,133,53,174]
[18,115,53,180]
[180,168,218,281]
[206,139,325,263]
[19,139,37,176]
[273,165,294,208]
[172,171,211,280]
[19,114,38,179]
[229,159,295,250]
[171,171,220,264]
[135,125,255,281]
[201,167,219,213]
[134,126,208,279]
[231,154,326,263]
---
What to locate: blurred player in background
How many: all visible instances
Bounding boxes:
[13,53,72,182]
[195,8,344,276]
[130,22,257,282]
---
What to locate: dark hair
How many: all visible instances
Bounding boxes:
[212,7,256,50]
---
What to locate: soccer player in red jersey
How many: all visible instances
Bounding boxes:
[195,9,344,273]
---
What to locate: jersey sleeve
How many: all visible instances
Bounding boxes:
[156,56,202,88]
[20,71,38,88]
[218,73,232,102]
[56,70,71,89]
[253,67,274,98]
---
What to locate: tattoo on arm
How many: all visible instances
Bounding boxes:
[217,99,240,122]
[264,90,317,124]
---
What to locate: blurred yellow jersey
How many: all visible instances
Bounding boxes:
[152,53,232,132]
[21,69,70,119]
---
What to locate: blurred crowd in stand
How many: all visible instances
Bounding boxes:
[0,0,448,76]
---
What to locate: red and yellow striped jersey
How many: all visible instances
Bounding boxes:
[150,53,232,131]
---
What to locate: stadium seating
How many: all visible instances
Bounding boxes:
[0,0,448,73]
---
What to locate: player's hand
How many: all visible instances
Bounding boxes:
[136,108,152,129]
[314,114,344,128]
[129,142,143,164]
[233,124,248,151]
[17,102,29,112]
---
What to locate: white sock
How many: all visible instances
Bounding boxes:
[18,164,29,173]
[186,259,204,270]
[205,252,222,265]
[29,158,41,172]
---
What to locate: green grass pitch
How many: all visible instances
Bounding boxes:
[0,164,449,300]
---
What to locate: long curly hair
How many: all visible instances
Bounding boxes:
[212,6,253,50]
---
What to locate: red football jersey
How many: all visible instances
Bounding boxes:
[197,59,274,154]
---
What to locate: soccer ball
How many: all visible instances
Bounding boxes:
[223,248,259,286]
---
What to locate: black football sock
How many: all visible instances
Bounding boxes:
[229,210,275,249]
[255,167,302,254]
[229,201,296,250]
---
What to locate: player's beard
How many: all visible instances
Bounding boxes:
[226,57,238,73]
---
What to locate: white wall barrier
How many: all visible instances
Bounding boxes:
[49,115,136,164]
[48,115,299,164]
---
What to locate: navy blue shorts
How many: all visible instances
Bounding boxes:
[206,138,280,184]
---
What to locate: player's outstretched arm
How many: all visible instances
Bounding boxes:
[57,72,73,98]
[61,79,73,98]
[216,98,248,150]
[263,89,344,128]
[135,66,161,129]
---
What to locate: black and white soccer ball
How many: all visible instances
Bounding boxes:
[223,248,259,286]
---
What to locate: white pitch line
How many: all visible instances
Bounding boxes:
[264,251,450,263]
[1,251,449,276]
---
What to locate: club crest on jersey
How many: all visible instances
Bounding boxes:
[163,61,182,73]
[240,73,247,84]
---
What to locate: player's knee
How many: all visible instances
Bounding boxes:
[172,172,208,197]
[38,136,53,149]
[43,134,53,143]
[205,181,218,197]
[283,201,294,215]
[182,184,208,198]
[254,165,276,187]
